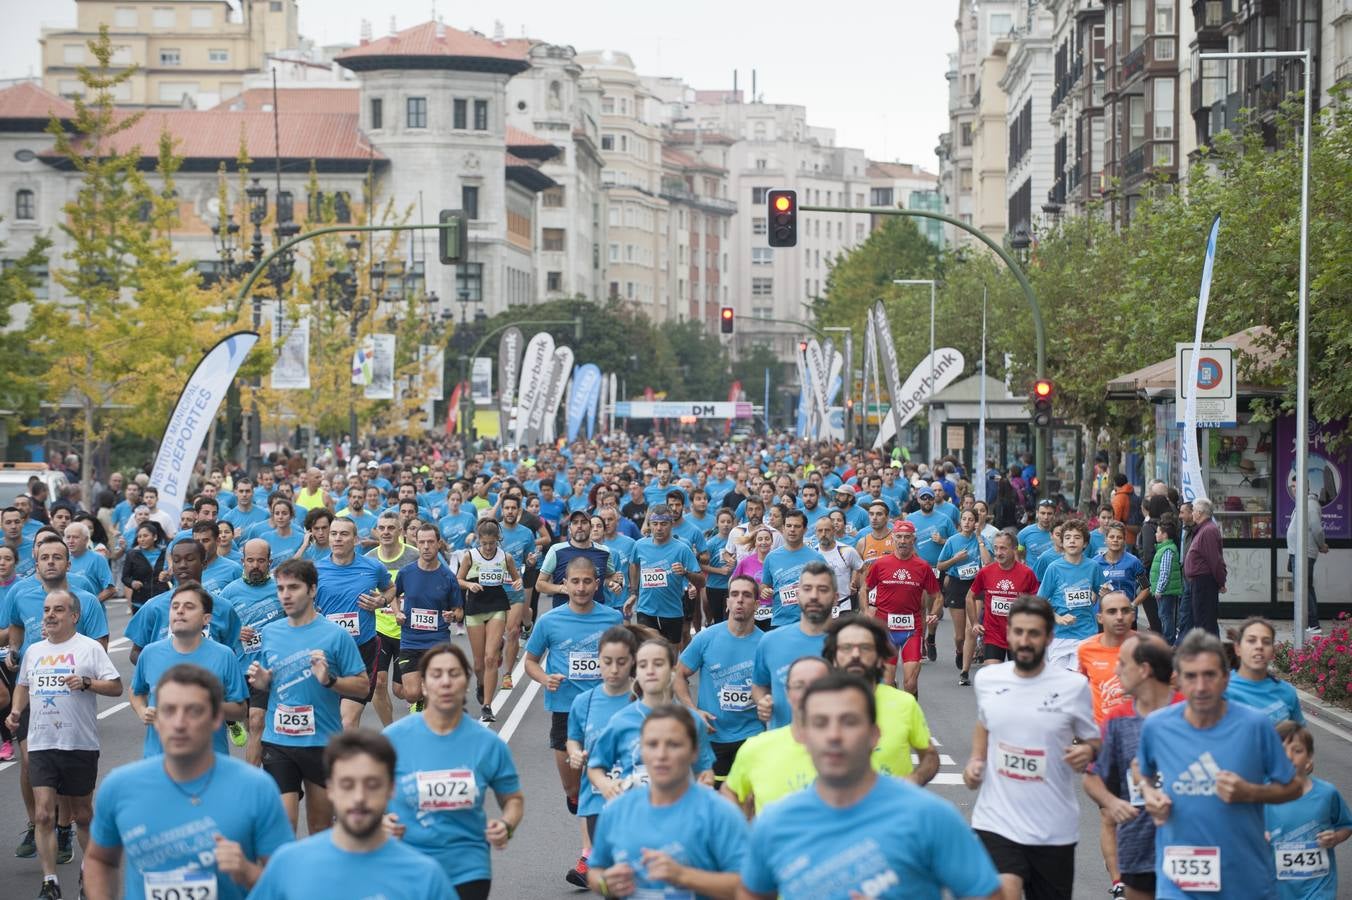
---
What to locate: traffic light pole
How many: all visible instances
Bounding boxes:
[799,205,1049,497]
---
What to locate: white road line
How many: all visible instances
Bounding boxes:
[929,773,966,785]
[108,638,129,651]
[1305,710,1352,744]
[498,680,541,745]
[97,701,129,720]
[490,659,528,716]
[0,761,15,775]
[911,753,958,766]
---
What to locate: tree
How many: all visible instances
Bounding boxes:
[0,228,52,421]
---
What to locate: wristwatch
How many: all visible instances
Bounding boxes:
[322,671,338,689]
[81,676,92,691]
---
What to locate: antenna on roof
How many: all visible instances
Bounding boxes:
[493,19,505,41]
[389,15,397,36]
[435,19,445,39]
[360,19,372,43]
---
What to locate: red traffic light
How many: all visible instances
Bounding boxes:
[1033,379,1054,398]
[767,189,797,247]
[773,195,792,213]
[720,306,735,334]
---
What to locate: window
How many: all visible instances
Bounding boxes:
[754,159,767,169]
[333,192,351,223]
[601,97,614,114]
[114,7,137,26]
[270,0,283,10]
[752,217,767,235]
[546,271,563,292]
[160,49,182,66]
[157,82,196,102]
[456,263,483,302]
[14,190,35,221]
[960,122,973,146]
[959,168,973,190]
[601,134,614,151]
[752,277,773,297]
[619,135,628,152]
[1155,0,1175,34]
[855,223,865,240]
[63,45,83,64]
[542,187,565,208]
[751,187,770,204]
[191,8,213,28]
[2,259,49,299]
[153,7,175,28]
[473,100,489,131]
[1129,0,1146,49]
[990,12,1012,36]
[407,97,428,129]
[1128,96,1145,150]
[869,187,894,207]
[370,97,383,130]
[542,228,565,251]
[608,243,619,262]
[111,45,133,65]
[625,281,635,299]
[461,186,479,220]
[607,207,618,226]
[1152,77,1175,139]
[453,99,467,130]
[752,247,773,265]
[208,48,229,64]
[752,305,773,320]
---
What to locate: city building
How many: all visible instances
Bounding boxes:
[1000,1,1056,245]
[865,161,943,247]
[1046,0,1107,219]
[971,33,1011,241]
[40,0,300,109]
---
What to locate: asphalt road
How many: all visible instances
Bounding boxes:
[2,604,1350,899]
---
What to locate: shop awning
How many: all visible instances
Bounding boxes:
[1104,326,1284,400]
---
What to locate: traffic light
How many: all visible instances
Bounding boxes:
[720,306,735,334]
[767,189,797,247]
[438,209,466,265]
[1031,378,1054,428]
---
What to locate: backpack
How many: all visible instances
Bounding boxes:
[1124,490,1144,527]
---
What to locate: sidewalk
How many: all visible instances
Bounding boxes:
[1220,617,1352,738]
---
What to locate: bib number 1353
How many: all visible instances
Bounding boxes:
[1164,846,1221,892]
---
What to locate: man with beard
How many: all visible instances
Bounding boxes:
[218,540,285,763]
[864,521,941,698]
[750,562,834,730]
[964,595,1100,900]
[247,731,453,899]
[822,614,938,785]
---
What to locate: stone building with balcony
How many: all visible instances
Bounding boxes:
[865,161,943,247]
[1000,2,1056,245]
[660,146,736,328]
[1047,1,1108,218]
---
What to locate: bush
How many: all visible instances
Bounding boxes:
[1275,612,1352,706]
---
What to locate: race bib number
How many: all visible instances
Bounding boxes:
[990,596,1013,617]
[957,563,979,579]
[996,742,1045,782]
[478,567,503,587]
[930,566,941,581]
[753,604,772,621]
[886,613,915,631]
[568,652,601,680]
[718,684,754,712]
[240,631,263,654]
[1274,842,1329,880]
[1127,774,1145,808]
[144,867,217,900]
[416,768,477,812]
[1163,846,1220,892]
[620,766,650,792]
[641,568,667,589]
[409,608,439,631]
[273,704,315,737]
[326,611,360,637]
[779,584,799,606]
[32,670,71,695]
[867,587,877,604]
[1064,589,1094,609]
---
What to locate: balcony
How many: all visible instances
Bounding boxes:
[659,180,738,216]
[1123,145,1146,181]
[1122,44,1146,83]
[1337,58,1352,86]
[1192,0,1234,40]
[1148,35,1177,69]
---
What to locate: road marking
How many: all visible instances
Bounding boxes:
[108,638,129,651]
[929,773,965,785]
[911,753,957,766]
[0,761,14,775]
[98,701,129,720]
[498,680,541,746]
[490,659,528,716]
[1305,710,1352,744]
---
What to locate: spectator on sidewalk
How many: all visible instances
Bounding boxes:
[1286,487,1329,635]
[1183,498,1226,636]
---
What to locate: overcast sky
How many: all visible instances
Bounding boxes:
[3,1,954,169]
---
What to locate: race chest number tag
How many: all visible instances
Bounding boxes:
[416,768,477,812]
[409,608,439,631]
[273,704,315,737]
[144,867,217,900]
[326,611,360,637]
[478,568,503,587]
[240,631,262,654]
[1163,846,1220,892]
[995,742,1045,782]
[718,684,754,712]
[779,584,799,606]
[957,563,979,579]
[33,671,71,695]
[886,613,915,631]
[1064,589,1095,609]
[990,596,1013,616]
[641,568,667,589]
[568,652,601,680]
[1274,842,1328,880]
[753,604,772,621]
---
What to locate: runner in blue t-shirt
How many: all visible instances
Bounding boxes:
[625,505,703,645]
[217,538,285,762]
[751,563,834,729]
[392,524,462,710]
[313,517,392,728]
[906,487,956,570]
[437,491,479,552]
[1038,519,1108,670]
[1265,721,1352,900]
[1018,501,1057,563]
[760,510,826,628]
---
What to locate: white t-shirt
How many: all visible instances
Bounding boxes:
[818,543,864,599]
[18,633,120,752]
[728,525,784,562]
[971,660,1098,846]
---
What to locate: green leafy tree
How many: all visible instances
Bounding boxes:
[0,229,52,422]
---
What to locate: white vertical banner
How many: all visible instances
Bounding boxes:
[515,332,556,447]
[497,327,524,446]
[607,372,618,432]
[871,348,967,450]
[471,357,493,405]
[873,300,908,449]
[794,345,810,438]
[1180,215,1221,503]
[826,348,845,442]
[805,338,830,440]
[538,346,574,445]
[418,345,445,400]
[364,333,396,400]
[150,332,260,523]
[861,315,877,443]
[976,287,989,502]
[269,305,310,390]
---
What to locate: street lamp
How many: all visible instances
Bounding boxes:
[893,278,937,460]
[1200,48,1313,647]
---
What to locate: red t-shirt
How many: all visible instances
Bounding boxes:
[865,554,939,632]
[969,561,1040,650]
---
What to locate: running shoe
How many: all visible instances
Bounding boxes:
[565,854,589,888]
[926,636,938,662]
[0,739,13,761]
[480,708,496,724]
[15,823,35,858]
[1110,884,1125,899]
[227,721,247,748]
[959,671,971,687]
[501,674,514,690]
[56,825,73,864]
[37,878,60,900]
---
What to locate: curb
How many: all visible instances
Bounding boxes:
[1294,686,1352,734]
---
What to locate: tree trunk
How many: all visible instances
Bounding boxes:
[1078,425,1099,516]
[81,397,95,510]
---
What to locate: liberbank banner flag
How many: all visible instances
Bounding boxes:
[567,364,602,442]
[871,347,967,451]
[497,327,523,447]
[873,300,908,447]
[514,331,555,447]
[1180,215,1221,504]
[150,332,259,523]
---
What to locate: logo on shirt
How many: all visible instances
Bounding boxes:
[1038,691,1063,710]
[1172,751,1223,795]
[995,578,1015,592]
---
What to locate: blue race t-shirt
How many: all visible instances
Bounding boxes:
[1137,701,1297,900]
[590,783,748,894]
[248,831,456,900]
[761,545,826,627]
[498,522,537,602]
[1094,550,1146,597]
[130,639,247,756]
[216,577,284,663]
[202,555,244,594]
[395,562,461,650]
[523,602,625,713]
[5,580,108,656]
[437,510,479,551]
[89,754,293,900]
[589,700,715,789]
[258,528,304,568]
[125,590,240,651]
[68,550,114,595]
[679,624,764,743]
[568,686,635,817]
[258,615,365,747]
[907,510,955,567]
[1018,523,1055,563]
[1225,674,1306,727]
[1039,557,1106,641]
[383,713,521,885]
[1265,777,1352,900]
[704,533,732,590]
[752,624,826,730]
[336,508,377,540]
[741,775,1001,899]
[631,537,701,620]
[222,504,268,537]
[314,554,391,646]
[937,532,991,581]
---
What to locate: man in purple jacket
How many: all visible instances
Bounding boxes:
[1183,498,1227,635]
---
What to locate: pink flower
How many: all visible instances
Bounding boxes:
[1338,644,1349,654]
[1317,673,1326,683]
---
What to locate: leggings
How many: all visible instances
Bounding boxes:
[454,879,491,900]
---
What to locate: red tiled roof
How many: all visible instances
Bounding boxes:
[506,125,551,147]
[219,88,359,115]
[0,82,76,120]
[336,21,530,68]
[867,160,938,182]
[666,130,736,146]
[39,110,382,162]
[662,146,726,174]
